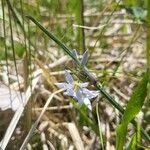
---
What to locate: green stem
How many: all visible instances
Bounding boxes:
[147,1,150,69]
[76,0,85,52]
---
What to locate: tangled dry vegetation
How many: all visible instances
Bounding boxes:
[0,1,149,149]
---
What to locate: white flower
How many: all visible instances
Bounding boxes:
[55,70,99,110]
[72,49,89,66]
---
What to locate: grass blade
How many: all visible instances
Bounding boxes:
[116,71,149,150]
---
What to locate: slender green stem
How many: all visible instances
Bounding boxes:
[91,0,121,55]
[143,0,150,142]
[1,0,13,110]
[7,2,23,102]
[75,0,85,52]
[147,1,150,70]
[6,0,36,53]
[6,0,24,32]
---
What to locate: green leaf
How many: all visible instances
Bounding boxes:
[15,42,25,58]
[79,104,88,126]
[127,133,137,150]
[116,71,149,150]
[124,0,136,6]
[124,0,146,7]
[127,123,141,150]
[70,99,99,135]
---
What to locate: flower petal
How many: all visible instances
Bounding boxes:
[81,50,88,66]
[83,97,92,110]
[65,70,74,84]
[75,89,83,104]
[64,87,74,97]
[55,83,68,90]
[80,82,89,88]
[72,49,78,59]
[82,88,99,99]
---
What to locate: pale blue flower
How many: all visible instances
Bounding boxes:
[55,70,99,110]
[72,49,89,66]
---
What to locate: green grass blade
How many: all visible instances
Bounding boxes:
[71,99,99,135]
[75,0,85,52]
[127,133,137,150]
[127,124,141,150]
[116,71,149,150]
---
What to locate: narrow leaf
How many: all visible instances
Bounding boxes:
[127,133,137,150]
[116,71,149,150]
[70,99,99,135]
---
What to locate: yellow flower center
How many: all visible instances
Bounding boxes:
[73,81,80,92]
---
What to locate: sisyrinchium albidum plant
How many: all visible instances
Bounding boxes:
[55,50,99,110]
[26,16,150,148]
